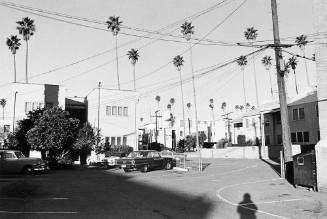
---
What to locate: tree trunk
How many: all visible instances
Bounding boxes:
[178,69,186,139]
[115,35,120,90]
[294,69,299,94]
[303,50,310,87]
[13,54,17,83]
[25,40,29,83]
[133,64,136,91]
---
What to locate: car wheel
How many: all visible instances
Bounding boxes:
[165,162,172,170]
[123,168,130,173]
[23,166,34,174]
[141,164,149,173]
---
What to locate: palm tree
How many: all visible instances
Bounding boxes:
[167,104,172,110]
[6,35,21,83]
[16,17,35,83]
[106,16,123,90]
[155,95,161,110]
[246,102,251,110]
[0,99,6,120]
[239,105,244,112]
[127,48,139,91]
[287,56,299,94]
[236,55,248,107]
[173,55,186,138]
[235,105,240,111]
[221,102,227,114]
[251,106,255,110]
[261,56,274,99]
[181,21,200,162]
[295,34,310,87]
[209,98,215,125]
[244,27,260,109]
[169,98,175,112]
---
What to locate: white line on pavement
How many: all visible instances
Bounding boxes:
[0,211,78,214]
[216,178,291,219]
[239,198,303,206]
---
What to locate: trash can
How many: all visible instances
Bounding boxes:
[293,150,317,191]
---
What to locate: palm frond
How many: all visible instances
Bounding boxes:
[106,16,123,36]
[244,27,258,41]
[295,34,308,49]
[16,17,35,41]
[181,21,194,40]
[173,55,184,70]
[127,48,139,65]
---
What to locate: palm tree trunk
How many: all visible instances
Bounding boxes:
[178,69,186,139]
[115,35,120,90]
[25,40,29,83]
[252,50,260,108]
[2,107,4,120]
[294,69,299,94]
[242,70,247,107]
[134,100,138,150]
[303,50,310,87]
[13,54,17,83]
[268,69,274,99]
[133,64,136,91]
[189,41,201,171]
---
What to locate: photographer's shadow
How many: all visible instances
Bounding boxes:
[237,193,258,219]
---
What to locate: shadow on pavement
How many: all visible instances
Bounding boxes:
[237,193,258,219]
[260,158,281,177]
[0,166,214,219]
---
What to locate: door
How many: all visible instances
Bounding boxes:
[152,152,164,169]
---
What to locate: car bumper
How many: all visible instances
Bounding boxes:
[33,165,49,172]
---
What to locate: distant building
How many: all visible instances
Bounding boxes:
[65,97,88,125]
[0,82,65,148]
[87,88,138,151]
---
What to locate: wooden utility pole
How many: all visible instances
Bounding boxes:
[97,82,101,145]
[271,0,293,163]
[151,110,162,143]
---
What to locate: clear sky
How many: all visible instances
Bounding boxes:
[0,0,317,123]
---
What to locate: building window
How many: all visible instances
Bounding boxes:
[265,135,270,145]
[246,119,249,128]
[180,120,184,128]
[291,133,297,143]
[106,106,111,116]
[277,135,282,144]
[112,106,117,115]
[123,136,127,145]
[297,132,303,142]
[117,137,121,146]
[111,137,115,145]
[118,107,122,116]
[303,132,309,142]
[123,107,128,116]
[265,121,270,127]
[180,130,183,137]
[293,109,299,120]
[299,108,305,120]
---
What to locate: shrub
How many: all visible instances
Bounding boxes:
[110,145,133,154]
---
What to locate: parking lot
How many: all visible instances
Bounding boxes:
[1,158,327,219]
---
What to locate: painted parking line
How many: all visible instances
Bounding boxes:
[0,211,78,214]
[216,178,291,219]
[239,198,304,206]
[0,197,69,200]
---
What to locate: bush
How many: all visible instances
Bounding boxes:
[110,145,133,154]
[177,139,185,152]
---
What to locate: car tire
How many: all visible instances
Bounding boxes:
[123,168,130,173]
[23,166,34,174]
[141,164,149,173]
[165,162,172,170]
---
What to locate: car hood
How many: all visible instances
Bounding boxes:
[19,157,44,163]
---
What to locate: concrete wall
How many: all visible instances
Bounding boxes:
[186,147,261,159]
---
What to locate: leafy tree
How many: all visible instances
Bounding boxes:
[74,122,97,163]
[26,107,79,159]
[6,35,21,82]
[16,17,35,83]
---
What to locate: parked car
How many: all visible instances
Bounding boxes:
[0,150,49,174]
[102,152,128,168]
[160,150,186,161]
[116,150,175,173]
[44,156,74,170]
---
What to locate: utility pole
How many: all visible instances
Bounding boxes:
[151,110,162,143]
[12,91,18,132]
[222,112,233,143]
[271,0,293,175]
[97,82,102,146]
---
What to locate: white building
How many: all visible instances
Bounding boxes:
[87,88,138,151]
[0,82,65,147]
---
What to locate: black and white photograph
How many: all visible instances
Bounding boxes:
[0,0,327,218]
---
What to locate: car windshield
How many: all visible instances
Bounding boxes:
[14,152,25,158]
[127,151,148,158]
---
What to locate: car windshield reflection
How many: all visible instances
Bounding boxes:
[127,151,148,158]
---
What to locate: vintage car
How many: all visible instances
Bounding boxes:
[116,150,175,173]
[160,150,186,161]
[102,152,128,168]
[0,150,49,174]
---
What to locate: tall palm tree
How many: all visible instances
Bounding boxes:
[181,21,200,165]
[251,106,255,110]
[295,34,310,87]
[287,56,299,94]
[169,98,175,112]
[127,48,139,91]
[173,55,186,138]
[245,102,251,110]
[244,27,260,108]
[261,56,274,99]
[0,99,6,120]
[6,35,21,83]
[209,98,215,125]
[221,102,227,115]
[16,17,35,83]
[167,104,172,111]
[236,55,248,107]
[239,105,244,112]
[155,95,161,110]
[235,105,240,111]
[106,16,123,90]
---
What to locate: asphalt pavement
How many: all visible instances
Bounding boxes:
[0,158,327,219]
